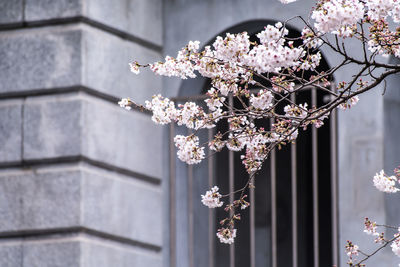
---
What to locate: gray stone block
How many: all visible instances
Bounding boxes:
[0,168,81,231]
[22,93,163,179]
[23,240,81,267]
[0,245,22,267]
[25,0,82,21]
[82,168,162,246]
[23,0,162,46]
[0,101,22,162]
[0,25,161,101]
[0,26,82,94]
[0,164,162,246]
[82,25,162,104]
[0,236,161,267]
[0,0,23,24]
[0,240,80,267]
[82,95,163,179]
[85,0,163,46]
[23,96,82,160]
[81,239,162,267]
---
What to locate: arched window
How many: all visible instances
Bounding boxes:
[168,20,338,267]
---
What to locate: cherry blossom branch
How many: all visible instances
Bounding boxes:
[120,0,400,250]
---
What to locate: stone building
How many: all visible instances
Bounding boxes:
[0,0,399,266]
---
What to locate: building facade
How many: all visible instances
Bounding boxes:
[0,0,399,266]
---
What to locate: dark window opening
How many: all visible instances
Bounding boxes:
[169,20,338,267]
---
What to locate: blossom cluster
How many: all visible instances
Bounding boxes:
[201,186,224,208]
[142,89,310,174]
[146,22,314,84]
[339,96,359,110]
[364,217,379,236]
[250,90,273,110]
[174,135,205,164]
[312,0,364,37]
[350,167,400,265]
[301,28,323,49]
[128,62,140,74]
[345,240,359,265]
[361,218,400,262]
[118,98,132,110]
[311,0,400,38]
[392,231,400,257]
[366,0,400,22]
[119,0,400,250]
[145,94,222,129]
[373,170,400,193]
[121,0,400,175]
[216,228,237,244]
[368,19,400,57]
[351,213,400,265]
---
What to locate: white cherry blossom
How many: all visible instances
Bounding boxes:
[174,135,205,164]
[364,218,379,236]
[302,27,323,49]
[373,170,400,193]
[284,103,308,118]
[345,241,359,257]
[145,95,177,124]
[392,234,400,257]
[311,0,364,37]
[250,90,274,110]
[339,96,359,110]
[118,98,132,110]
[366,0,393,20]
[128,62,140,74]
[279,0,297,3]
[217,228,237,244]
[201,186,224,208]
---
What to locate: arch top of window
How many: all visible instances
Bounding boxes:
[176,19,332,100]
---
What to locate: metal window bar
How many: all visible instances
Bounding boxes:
[228,95,235,267]
[188,132,195,267]
[208,128,215,267]
[311,88,320,267]
[330,84,339,267]
[249,181,256,267]
[170,123,177,267]
[270,119,278,267]
[169,86,338,267]
[291,93,298,267]
[249,118,256,267]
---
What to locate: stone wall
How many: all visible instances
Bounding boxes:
[0,1,164,266]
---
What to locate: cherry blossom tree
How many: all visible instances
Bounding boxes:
[344,167,400,266]
[119,0,400,264]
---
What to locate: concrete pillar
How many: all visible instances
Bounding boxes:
[0,1,164,266]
